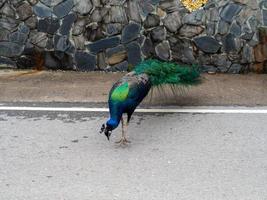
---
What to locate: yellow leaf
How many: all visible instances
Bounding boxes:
[181,0,208,12]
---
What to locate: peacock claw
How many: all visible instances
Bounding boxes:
[115,137,131,145]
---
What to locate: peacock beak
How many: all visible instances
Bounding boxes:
[99,123,112,140]
[105,129,112,140]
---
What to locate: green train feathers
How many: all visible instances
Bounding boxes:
[134,59,201,86]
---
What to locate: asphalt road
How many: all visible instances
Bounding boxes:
[0,109,267,200]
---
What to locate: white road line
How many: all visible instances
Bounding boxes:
[0,106,267,114]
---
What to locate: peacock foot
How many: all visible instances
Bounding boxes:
[115,137,131,145]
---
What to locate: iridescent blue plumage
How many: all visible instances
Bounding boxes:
[100,59,201,143]
[107,72,151,131]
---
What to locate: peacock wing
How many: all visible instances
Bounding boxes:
[109,81,130,102]
[109,72,151,103]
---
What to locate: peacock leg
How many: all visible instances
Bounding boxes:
[115,115,131,145]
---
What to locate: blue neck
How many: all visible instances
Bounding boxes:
[107,118,120,130]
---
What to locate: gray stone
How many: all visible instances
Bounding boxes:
[25,16,37,29]
[85,26,105,42]
[197,54,212,66]
[126,41,141,66]
[180,47,195,64]
[29,31,48,48]
[65,43,75,55]
[179,25,204,38]
[220,3,243,23]
[228,63,242,73]
[211,54,231,73]
[241,44,254,63]
[138,0,155,18]
[151,26,166,42]
[44,51,73,70]
[260,0,267,9]
[230,21,241,37]
[201,65,217,73]
[198,53,212,66]
[144,14,160,28]
[16,43,37,69]
[106,45,125,58]
[264,10,267,26]
[53,0,73,18]
[163,11,182,33]
[97,52,106,70]
[37,18,60,34]
[75,51,96,71]
[127,1,142,23]
[106,23,122,36]
[72,34,85,50]
[206,7,219,22]
[91,0,101,7]
[33,2,53,18]
[86,36,120,54]
[0,17,19,31]
[0,2,16,17]
[54,35,71,52]
[0,56,17,68]
[0,1,6,8]
[109,6,127,23]
[10,0,24,7]
[73,0,93,15]
[155,40,170,61]
[222,33,237,53]
[0,29,10,41]
[246,16,258,32]
[121,22,141,44]
[235,0,258,10]
[40,0,64,7]
[136,35,145,46]
[90,9,102,22]
[27,0,38,5]
[9,31,28,45]
[206,21,216,36]
[0,0,263,73]
[17,2,33,20]
[227,52,241,62]
[141,37,154,57]
[194,36,221,54]
[171,39,195,64]
[106,45,127,65]
[183,9,205,25]
[0,41,24,57]
[240,31,254,40]
[18,24,30,34]
[72,18,87,36]
[45,36,54,50]
[159,0,179,13]
[111,61,128,71]
[248,32,259,47]
[59,13,76,35]
[101,7,110,23]
[44,51,61,69]
[217,20,229,35]
[106,0,126,6]
[8,24,29,45]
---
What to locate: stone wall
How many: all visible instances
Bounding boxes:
[0,0,267,73]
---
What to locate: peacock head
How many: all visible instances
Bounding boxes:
[99,118,119,140]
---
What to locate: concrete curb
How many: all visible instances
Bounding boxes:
[0,70,267,106]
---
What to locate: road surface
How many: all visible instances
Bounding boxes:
[0,106,267,200]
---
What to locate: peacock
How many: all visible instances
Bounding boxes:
[100,59,201,145]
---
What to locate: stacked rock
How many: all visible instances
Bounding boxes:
[0,0,266,73]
